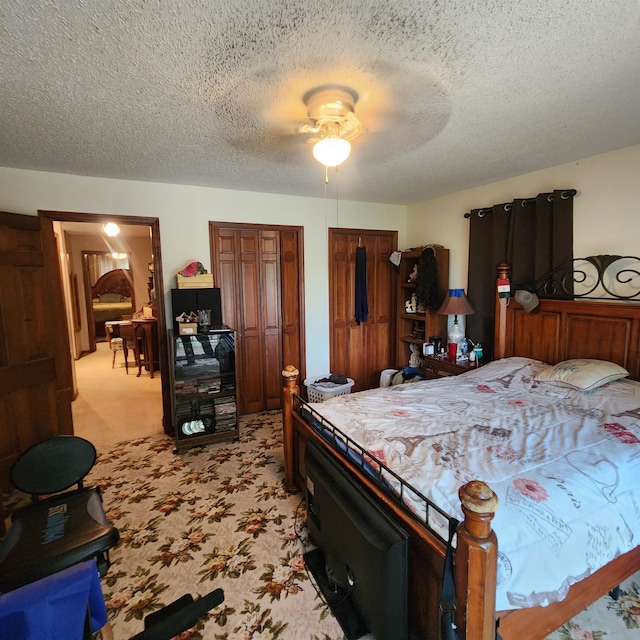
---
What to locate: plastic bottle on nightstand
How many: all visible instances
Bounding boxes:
[447,320,464,360]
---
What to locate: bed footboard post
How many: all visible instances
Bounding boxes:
[456,481,499,640]
[281,365,300,492]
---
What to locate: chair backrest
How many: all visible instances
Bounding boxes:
[10,436,97,497]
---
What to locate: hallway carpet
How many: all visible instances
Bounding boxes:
[72,341,164,446]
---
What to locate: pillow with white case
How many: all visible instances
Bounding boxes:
[535,358,629,391]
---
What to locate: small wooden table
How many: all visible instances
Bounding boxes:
[119,318,158,378]
[132,318,158,378]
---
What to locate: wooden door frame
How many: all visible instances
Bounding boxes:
[39,210,173,434]
[209,221,306,409]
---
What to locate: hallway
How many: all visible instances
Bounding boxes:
[72,342,165,448]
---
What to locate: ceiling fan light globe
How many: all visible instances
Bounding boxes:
[313,137,351,167]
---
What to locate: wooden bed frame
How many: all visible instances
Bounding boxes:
[90,268,134,337]
[281,262,640,640]
[91,268,133,301]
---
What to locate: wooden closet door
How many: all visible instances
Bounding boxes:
[280,229,304,375]
[329,228,397,391]
[212,224,301,415]
[259,230,283,410]
[238,230,265,414]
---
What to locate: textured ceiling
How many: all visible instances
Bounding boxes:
[2,1,639,205]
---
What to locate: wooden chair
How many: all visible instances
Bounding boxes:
[105,322,131,372]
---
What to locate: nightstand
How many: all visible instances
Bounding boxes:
[421,356,481,378]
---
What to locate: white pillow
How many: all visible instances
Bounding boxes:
[535,359,629,391]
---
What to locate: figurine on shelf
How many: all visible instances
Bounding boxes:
[409,343,421,368]
[406,292,427,315]
[411,320,425,340]
[408,263,418,282]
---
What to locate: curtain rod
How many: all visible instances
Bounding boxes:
[463,189,577,218]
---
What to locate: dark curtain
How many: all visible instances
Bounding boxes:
[466,189,574,359]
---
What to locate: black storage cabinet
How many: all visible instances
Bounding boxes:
[171,288,222,332]
[169,329,238,451]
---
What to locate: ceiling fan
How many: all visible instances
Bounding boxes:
[298,85,364,168]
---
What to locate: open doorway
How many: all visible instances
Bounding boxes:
[81,250,135,351]
[39,210,171,447]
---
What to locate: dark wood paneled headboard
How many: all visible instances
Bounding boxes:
[495,265,640,380]
[91,268,133,300]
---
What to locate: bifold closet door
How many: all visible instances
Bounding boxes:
[214,228,281,414]
[213,224,307,415]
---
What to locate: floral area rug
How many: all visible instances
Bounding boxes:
[543,579,640,639]
[91,411,343,639]
[3,410,639,639]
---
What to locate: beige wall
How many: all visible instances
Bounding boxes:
[407,144,640,290]
[3,144,636,376]
[0,168,406,377]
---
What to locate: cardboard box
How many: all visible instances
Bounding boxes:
[177,274,214,289]
[178,323,198,335]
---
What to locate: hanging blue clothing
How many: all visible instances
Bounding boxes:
[355,246,369,324]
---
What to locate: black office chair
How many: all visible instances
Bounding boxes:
[0,435,119,593]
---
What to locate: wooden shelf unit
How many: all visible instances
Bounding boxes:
[169,328,239,451]
[396,247,449,367]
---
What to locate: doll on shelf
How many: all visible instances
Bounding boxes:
[409,343,422,368]
[408,264,418,282]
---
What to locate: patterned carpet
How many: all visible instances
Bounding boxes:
[89,411,342,639]
[4,411,640,638]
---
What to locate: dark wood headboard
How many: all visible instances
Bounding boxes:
[91,268,133,300]
[495,265,640,380]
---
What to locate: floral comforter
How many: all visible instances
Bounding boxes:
[305,357,640,611]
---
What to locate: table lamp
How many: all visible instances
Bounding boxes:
[437,289,475,360]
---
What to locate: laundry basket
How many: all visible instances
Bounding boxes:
[304,376,355,403]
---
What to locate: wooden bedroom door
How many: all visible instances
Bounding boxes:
[329,228,397,391]
[0,211,74,489]
[211,223,304,415]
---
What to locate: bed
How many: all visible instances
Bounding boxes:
[90,269,134,337]
[282,258,640,640]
